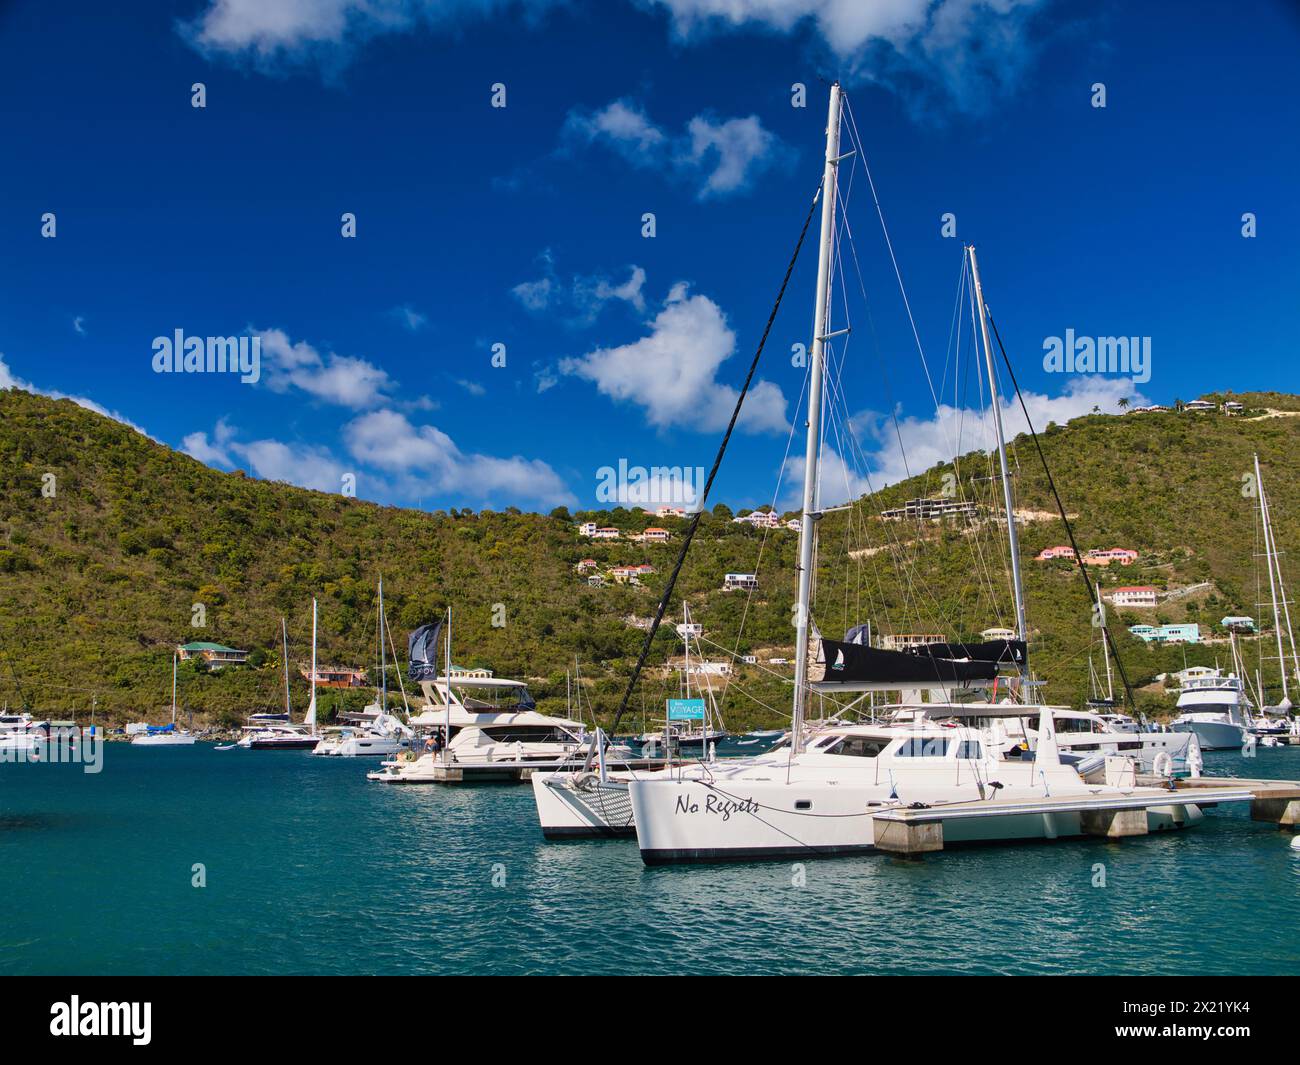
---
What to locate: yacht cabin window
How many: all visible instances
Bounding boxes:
[822,736,889,758]
[895,737,951,758]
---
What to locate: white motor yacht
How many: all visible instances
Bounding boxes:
[1170,672,1252,750]
[369,675,623,782]
[0,711,41,756]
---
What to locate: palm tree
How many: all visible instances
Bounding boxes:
[1117,397,1130,411]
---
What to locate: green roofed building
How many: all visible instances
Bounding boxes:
[177,642,248,669]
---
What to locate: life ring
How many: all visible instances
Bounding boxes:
[1152,751,1173,777]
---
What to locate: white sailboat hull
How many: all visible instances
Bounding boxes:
[629,762,1203,864]
[130,732,197,746]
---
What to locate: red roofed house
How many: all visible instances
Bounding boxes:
[1108,586,1158,608]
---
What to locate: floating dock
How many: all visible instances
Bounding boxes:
[869,778,1300,855]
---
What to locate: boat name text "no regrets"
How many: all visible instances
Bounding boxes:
[675,793,759,821]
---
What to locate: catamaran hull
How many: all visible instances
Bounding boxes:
[531,772,636,838]
[629,779,1202,865]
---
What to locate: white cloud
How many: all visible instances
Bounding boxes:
[182,417,237,467]
[72,315,86,336]
[651,0,1050,115]
[183,417,347,492]
[183,0,1049,116]
[512,254,647,321]
[231,437,349,493]
[559,282,788,435]
[345,409,576,507]
[455,378,486,397]
[0,352,155,440]
[563,99,781,199]
[390,304,428,332]
[781,375,1147,508]
[256,326,395,408]
[680,114,778,197]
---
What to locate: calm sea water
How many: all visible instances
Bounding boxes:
[2,742,1298,975]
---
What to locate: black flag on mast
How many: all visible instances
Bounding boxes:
[407,621,443,681]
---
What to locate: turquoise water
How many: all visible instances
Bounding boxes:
[2,743,1298,975]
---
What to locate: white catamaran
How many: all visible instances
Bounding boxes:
[623,84,1247,862]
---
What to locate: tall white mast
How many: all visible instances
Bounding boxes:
[306,598,318,732]
[1255,454,1294,704]
[791,81,843,754]
[443,605,452,764]
[378,577,387,712]
[171,651,178,724]
[967,245,1029,674]
[281,617,291,717]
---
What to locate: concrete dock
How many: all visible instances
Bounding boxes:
[870,783,1267,855]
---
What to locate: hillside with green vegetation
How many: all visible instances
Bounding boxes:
[2,387,1298,730]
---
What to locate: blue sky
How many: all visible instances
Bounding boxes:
[2,0,1298,514]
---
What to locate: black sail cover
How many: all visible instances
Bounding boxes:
[407,620,443,681]
[813,633,1025,687]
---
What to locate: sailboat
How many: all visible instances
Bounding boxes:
[131,652,197,746]
[313,578,413,757]
[638,606,728,754]
[626,84,1241,863]
[1172,455,1296,748]
[237,603,321,750]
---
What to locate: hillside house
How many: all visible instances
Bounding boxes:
[723,572,759,591]
[575,559,598,573]
[676,623,703,638]
[1129,404,1170,414]
[1183,399,1216,412]
[653,506,687,518]
[1036,546,1077,561]
[880,497,981,522]
[1109,586,1158,608]
[733,510,781,529]
[177,642,248,669]
[878,633,947,652]
[980,627,1017,641]
[740,654,758,664]
[1130,623,1200,645]
[637,527,671,543]
[1221,615,1256,633]
[300,666,367,688]
[1222,401,1244,415]
[1085,548,1138,566]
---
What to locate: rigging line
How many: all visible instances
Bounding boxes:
[604,180,824,739]
[984,310,1138,712]
[843,98,946,434]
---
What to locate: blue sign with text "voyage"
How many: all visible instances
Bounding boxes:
[667,698,705,721]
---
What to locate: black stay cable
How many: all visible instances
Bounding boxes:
[984,310,1138,712]
[602,180,824,742]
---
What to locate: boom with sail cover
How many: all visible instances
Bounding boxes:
[812,639,1001,688]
